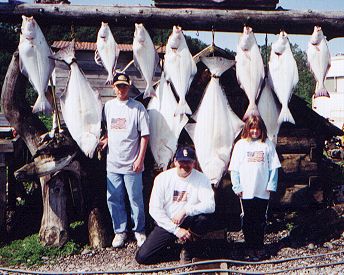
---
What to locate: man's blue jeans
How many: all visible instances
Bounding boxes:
[106,172,145,233]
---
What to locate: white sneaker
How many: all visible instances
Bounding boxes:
[135,232,146,247]
[112,233,127,248]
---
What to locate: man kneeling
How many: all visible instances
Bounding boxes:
[136,146,215,264]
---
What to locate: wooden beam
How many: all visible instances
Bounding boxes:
[1,3,344,39]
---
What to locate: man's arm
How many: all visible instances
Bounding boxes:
[184,178,215,216]
[133,135,149,172]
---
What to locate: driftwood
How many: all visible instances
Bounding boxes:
[1,3,344,38]
[0,50,69,246]
[0,50,112,248]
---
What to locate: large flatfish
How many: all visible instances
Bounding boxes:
[133,23,160,99]
[236,26,265,120]
[95,22,120,85]
[164,26,197,116]
[268,31,298,124]
[258,82,281,145]
[307,26,331,98]
[185,57,243,187]
[147,73,188,170]
[18,15,55,114]
[53,40,102,158]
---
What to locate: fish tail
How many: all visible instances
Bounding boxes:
[314,88,330,98]
[174,100,192,116]
[80,134,98,158]
[278,106,295,125]
[243,103,260,121]
[143,84,156,99]
[105,74,114,85]
[32,94,52,114]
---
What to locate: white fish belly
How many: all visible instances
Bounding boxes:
[187,79,243,186]
[258,83,281,145]
[269,52,298,106]
[148,76,187,170]
[60,65,102,157]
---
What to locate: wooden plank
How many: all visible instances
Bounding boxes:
[277,136,317,154]
[2,4,344,39]
[0,140,14,153]
[154,0,278,10]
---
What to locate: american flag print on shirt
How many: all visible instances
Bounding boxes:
[173,190,188,202]
[247,151,264,162]
[111,118,127,130]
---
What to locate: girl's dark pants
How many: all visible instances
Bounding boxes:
[135,214,214,264]
[242,197,269,249]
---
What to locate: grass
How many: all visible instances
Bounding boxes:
[0,232,83,267]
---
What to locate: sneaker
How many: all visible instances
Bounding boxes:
[112,233,127,248]
[134,232,146,247]
[179,247,192,264]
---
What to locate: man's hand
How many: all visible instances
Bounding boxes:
[236,192,243,198]
[133,157,144,172]
[175,228,192,242]
[98,136,108,151]
[172,209,186,225]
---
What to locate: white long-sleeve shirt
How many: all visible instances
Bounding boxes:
[149,168,215,235]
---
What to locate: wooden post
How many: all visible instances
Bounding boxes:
[1,51,68,246]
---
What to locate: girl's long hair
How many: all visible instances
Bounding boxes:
[241,115,268,142]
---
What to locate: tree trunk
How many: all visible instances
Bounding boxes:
[1,50,68,247]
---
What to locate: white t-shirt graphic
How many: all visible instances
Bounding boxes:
[229,138,281,199]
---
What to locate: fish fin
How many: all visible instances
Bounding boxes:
[174,100,192,116]
[278,106,295,125]
[143,85,156,99]
[105,73,113,85]
[314,88,330,98]
[32,95,53,114]
[79,133,98,158]
[243,103,260,121]
[94,49,103,67]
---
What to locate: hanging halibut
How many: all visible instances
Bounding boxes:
[307,26,331,98]
[53,40,102,158]
[147,73,188,170]
[268,31,298,124]
[236,26,265,120]
[185,57,244,187]
[95,22,120,85]
[164,26,197,116]
[18,15,55,114]
[133,23,160,99]
[258,82,281,146]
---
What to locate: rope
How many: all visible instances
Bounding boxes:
[0,250,343,274]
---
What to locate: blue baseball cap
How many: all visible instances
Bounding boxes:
[175,146,196,162]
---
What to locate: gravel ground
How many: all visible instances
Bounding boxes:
[4,204,344,274]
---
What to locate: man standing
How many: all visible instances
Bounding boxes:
[99,73,149,248]
[135,146,215,264]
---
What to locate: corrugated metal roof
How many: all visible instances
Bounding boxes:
[51,41,166,53]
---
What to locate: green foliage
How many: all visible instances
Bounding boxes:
[0,234,81,267]
[291,43,315,105]
[38,114,53,130]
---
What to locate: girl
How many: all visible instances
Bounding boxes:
[229,115,281,260]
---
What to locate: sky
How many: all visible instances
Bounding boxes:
[7,0,344,55]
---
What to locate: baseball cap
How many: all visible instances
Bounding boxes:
[175,146,196,162]
[112,72,130,86]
